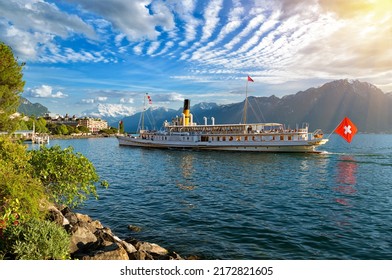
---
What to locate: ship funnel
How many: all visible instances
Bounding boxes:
[183,99,190,126]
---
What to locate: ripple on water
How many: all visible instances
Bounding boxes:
[49,135,392,259]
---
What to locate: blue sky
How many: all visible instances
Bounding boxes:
[1,0,391,117]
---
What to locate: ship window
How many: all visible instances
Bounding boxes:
[288,136,292,141]
[229,136,233,141]
[280,135,284,141]
[223,136,226,141]
[244,136,248,141]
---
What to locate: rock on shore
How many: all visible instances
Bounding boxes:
[47,205,184,260]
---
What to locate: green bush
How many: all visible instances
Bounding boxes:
[1,218,70,260]
[29,145,108,208]
[0,137,48,226]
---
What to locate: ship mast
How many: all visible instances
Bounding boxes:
[243,75,253,124]
[137,93,148,132]
[141,93,146,130]
[243,80,249,125]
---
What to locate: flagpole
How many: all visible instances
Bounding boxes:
[142,93,146,131]
[327,117,347,139]
[327,123,340,139]
[243,79,249,125]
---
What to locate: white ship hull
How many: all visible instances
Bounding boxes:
[117,98,328,153]
[117,135,328,153]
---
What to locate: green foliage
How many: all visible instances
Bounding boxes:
[0,42,25,132]
[100,127,118,135]
[18,117,48,133]
[0,137,48,227]
[55,124,69,135]
[1,218,70,260]
[78,125,90,133]
[16,119,29,130]
[65,125,78,135]
[29,145,108,208]
[35,117,48,133]
[47,123,81,135]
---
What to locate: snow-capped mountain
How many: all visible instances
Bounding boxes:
[82,103,136,118]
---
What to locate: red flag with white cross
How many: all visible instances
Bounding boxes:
[335,117,358,143]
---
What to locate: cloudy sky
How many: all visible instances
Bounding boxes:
[1,0,391,117]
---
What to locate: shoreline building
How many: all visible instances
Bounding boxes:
[78,117,108,133]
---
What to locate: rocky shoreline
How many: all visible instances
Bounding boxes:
[48,205,188,260]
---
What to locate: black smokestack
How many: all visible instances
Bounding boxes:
[184,99,190,111]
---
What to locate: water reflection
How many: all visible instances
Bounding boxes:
[334,155,358,206]
[177,153,197,191]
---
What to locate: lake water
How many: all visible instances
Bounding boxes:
[45,134,392,259]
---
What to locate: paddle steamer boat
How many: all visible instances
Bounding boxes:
[117,99,328,152]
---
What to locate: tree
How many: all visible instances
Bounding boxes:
[35,117,48,133]
[55,124,68,135]
[78,125,90,134]
[0,42,25,132]
[16,120,28,131]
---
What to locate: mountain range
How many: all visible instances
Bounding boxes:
[18,97,49,116]
[118,79,392,133]
[17,79,392,133]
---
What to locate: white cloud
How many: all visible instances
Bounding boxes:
[150,92,184,103]
[0,0,96,39]
[213,0,244,44]
[223,13,266,51]
[154,41,174,56]
[147,41,161,56]
[133,42,144,55]
[0,0,97,60]
[66,0,174,41]
[81,96,109,103]
[97,96,108,102]
[81,98,95,104]
[200,0,224,42]
[120,98,134,104]
[115,33,126,46]
[0,21,53,58]
[169,0,200,46]
[27,85,68,98]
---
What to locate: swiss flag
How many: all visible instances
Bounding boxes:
[247,75,254,82]
[146,94,152,104]
[335,117,357,143]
